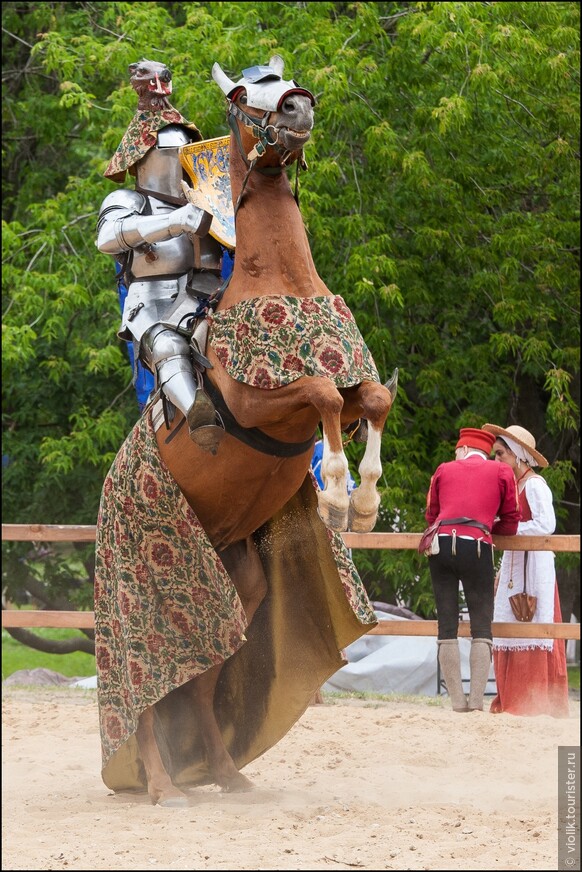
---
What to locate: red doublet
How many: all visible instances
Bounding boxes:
[425,455,520,542]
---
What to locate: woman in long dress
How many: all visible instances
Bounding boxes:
[481,424,570,717]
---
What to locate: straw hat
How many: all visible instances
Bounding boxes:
[481,424,548,468]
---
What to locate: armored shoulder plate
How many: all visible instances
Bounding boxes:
[97,189,148,232]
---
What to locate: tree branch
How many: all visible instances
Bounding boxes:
[2,27,33,49]
[3,624,95,655]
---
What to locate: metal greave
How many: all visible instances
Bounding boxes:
[141,324,200,421]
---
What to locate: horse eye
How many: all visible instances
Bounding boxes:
[240,95,247,105]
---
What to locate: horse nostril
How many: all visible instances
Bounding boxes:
[161,69,172,83]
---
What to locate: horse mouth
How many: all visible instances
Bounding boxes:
[278,128,312,150]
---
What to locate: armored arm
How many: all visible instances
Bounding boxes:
[96,190,212,255]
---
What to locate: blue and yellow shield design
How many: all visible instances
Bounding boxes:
[179,136,235,250]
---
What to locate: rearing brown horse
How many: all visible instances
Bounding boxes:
[95,55,396,807]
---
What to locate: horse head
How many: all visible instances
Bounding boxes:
[212,55,315,168]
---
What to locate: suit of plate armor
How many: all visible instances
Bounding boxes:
[96,124,224,451]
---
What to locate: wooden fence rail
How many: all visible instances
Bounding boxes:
[2,525,580,640]
[2,524,580,552]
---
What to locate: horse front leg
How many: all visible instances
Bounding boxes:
[348,422,383,533]
[318,428,351,530]
[308,379,350,531]
[347,375,396,533]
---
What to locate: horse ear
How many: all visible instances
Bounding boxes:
[212,62,237,96]
[385,367,399,402]
[269,55,285,77]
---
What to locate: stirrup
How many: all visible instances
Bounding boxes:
[186,390,217,432]
[189,425,225,455]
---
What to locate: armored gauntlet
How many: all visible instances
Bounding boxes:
[112,203,212,250]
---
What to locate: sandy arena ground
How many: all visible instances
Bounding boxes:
[2,686,579,871]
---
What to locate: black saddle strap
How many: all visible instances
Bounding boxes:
[203,373,316,458]
[164,415,186,445]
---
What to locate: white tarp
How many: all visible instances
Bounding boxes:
[71,675,97,688]
[322,611,497,698]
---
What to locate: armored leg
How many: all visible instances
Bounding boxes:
[141,324,224,453]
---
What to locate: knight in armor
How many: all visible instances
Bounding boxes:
[96,59,225,452]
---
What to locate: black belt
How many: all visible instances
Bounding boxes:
[438,517,491,535]
[130,272,186,283]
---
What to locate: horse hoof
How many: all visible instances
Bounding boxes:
[219,772,255,793]
[156,794,190,808]
[347,505,378,534]
[189,425,226,454]
[317,505,348,532]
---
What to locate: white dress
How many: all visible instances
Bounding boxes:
[493,475,556,652]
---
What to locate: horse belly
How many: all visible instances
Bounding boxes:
[170,442,313,550]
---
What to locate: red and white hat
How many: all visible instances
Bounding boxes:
[455,428,496,455]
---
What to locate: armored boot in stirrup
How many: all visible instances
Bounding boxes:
[141,324,224,452]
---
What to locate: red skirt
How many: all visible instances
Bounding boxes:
[490,585,570,718]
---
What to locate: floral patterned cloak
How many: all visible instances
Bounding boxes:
[95,412,376,792]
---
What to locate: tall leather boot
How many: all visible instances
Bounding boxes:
[437,639,468,712]
[467,638,493,712]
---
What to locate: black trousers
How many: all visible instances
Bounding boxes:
[428,536,495,641]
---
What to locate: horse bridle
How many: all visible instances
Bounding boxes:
[226,98,308,216]
[228,101,282,161]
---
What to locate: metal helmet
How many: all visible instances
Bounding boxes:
[135,125,196,199]
[156,124,194,148]
[212,54,315,112]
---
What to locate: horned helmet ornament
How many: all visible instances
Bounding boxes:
[211,54,315,112]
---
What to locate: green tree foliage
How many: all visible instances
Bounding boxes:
[3,2,580,630]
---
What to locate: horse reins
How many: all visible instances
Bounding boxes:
[167,95,312,451]
[190,98,308,322]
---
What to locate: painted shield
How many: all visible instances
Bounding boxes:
[179,136,236,250]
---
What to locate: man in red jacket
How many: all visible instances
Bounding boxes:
[425,428,520,712]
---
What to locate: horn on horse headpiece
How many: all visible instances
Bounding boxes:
[211,54,315,112]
